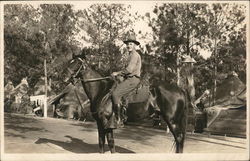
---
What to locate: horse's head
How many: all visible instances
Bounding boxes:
[63,57,88,83]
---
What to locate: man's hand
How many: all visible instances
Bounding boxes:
[111,71,121,77]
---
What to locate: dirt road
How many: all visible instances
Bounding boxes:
[4,113,247,154]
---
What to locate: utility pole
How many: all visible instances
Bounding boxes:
[177,52,180,86]
[42,31,48,118]
[44,59,48,118]
[212,13,218,106]
[213,39,217,106]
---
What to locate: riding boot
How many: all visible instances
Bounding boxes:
[113,104,124,128]
[150,109,161,120]
[150,109,161,127]
[121,106,128,124]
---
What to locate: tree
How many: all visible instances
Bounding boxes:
[147,3,209,83]
[199,3,246,104]
[4,4,80,94]
[4,4,44,86]
[77,4,138,72]
[38,4,80,93]
[146,3,246,98]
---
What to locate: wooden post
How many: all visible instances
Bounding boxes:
[52,104,55,118]
[44,59,47,118]
[177,52,180,86]
[213,39,217,106]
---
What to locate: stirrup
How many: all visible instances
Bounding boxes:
[150,111,161,120]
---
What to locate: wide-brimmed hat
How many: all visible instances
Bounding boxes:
[182,55,196,63]
[123,32,140,45]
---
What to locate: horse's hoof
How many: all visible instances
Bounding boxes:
[117,121,124,128]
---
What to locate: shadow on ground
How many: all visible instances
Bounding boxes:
[4,113,48,134]
[4,131,26,139]
[35,135,135,153]
[5,124,48,133]
[4,113,39,124]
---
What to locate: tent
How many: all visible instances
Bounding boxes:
[202,73,246,137]
[202,73,246,108]
[48,82,91,121]
[4,78,32,113]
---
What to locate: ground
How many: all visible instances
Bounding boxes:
[4,113,247,154]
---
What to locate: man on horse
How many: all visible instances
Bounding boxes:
[111,31,141,127]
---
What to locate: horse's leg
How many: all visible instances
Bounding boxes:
[106,128,115,153]
[168,118,186,153]
[175,126,183,153]
[178,112,188,153]
[177,96,188,153]
[97,122,106,153]
[161,113,181,153]
[179,132,185,153]
[164,119,181,153]
[171,98,187,153]
[174,124,186,153]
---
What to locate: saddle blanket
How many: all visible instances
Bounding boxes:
[125,85,150,103]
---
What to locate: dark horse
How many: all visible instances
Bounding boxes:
[150,80,189,153]
[63,56,189,153]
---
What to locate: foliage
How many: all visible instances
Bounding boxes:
[78,4,138,72]
[4,3,138,95]
[4,4,79,94]
[4,4,43,86]
[4,3,246,100]
[19,94,33,114]
[147,3,246,97]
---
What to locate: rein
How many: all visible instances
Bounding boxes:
[68,57,112,83]
[67,57,111,116]
[82,76,112,83]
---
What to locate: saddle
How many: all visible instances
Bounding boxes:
[101,80,150,107]
[123,83,150,104]
[99,79,150,129]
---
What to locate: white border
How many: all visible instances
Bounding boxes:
[0,1,249,161]
[1,153,249,161]
[1,0,5,159]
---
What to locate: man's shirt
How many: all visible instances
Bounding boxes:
[122,49,141,77]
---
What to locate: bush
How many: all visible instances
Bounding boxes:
[19,95,33,114]
[9,103,20,113]
[4,98,14,112]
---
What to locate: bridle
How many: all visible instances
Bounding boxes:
[66,57,86,83]
[66,57,112,84]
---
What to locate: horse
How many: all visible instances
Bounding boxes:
[63,55,152,153]
[63,55,189,153]
[149,80,190,153]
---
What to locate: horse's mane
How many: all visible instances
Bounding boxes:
[74,52,114,99]
[150,78,180,91]
[82,59,114,97]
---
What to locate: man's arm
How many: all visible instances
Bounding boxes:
[122,52,138,75]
